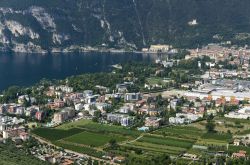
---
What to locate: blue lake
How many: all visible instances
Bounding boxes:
[0,52,158,91]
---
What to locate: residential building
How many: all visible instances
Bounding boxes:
[86,96,96,104]
[136,100,146,108]
[19,132,29,141]
[119,106,130,114]
[16,106,25,115]
[84,90,93,97]
[124,93,141,102]
[3,128,26,139]
[234,139,241,146]
[95,103,111,112]
[35,111,45,121]
[145,117,162,128]
[18,95,36,105]
[61,107,75,119]
[120,117,133,127]
[53,112,68,123]
[48,99,65,109]
[107,113,133,126]
[149,44,172,52]
[232,150,247,159]
[0,104,6,114]
[74,103,84,111]
[162,61,174,68]
[169,113,200,125]
[56,85,73,93]
[170,99,179,110]
[225,106,250,119]
[169,117,185,125]
[116,82,133,93]
[53,107,75,123]
[25,106,39,117]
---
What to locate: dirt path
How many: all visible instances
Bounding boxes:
[119,134,144,145]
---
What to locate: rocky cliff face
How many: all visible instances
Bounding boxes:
[0,0,250,53]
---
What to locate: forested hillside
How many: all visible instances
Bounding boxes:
[0,0,250,52]
[0,141,49,165]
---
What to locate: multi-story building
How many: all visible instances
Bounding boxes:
[53,112,68,123]
[35,111,45,121]
[62,107,75,119]
[107,113,133,127]
[53,107,75,123]
[56,85,73,93]
[145,117,162,128]
[124,93,141,102]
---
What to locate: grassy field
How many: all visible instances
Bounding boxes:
[237,129,250,135]
[56,119,92,129]
[57,119,140,137]
[153,126,204,140]
[196,138,228,146]
[214,117,250,134]
[63,131,127,147]
[201,132,232,141]
[116,128,198,157]
[33,120,199,158]
[32,119,246,160]
[139,135,194,149]
[32,119,137,158]
[146,77,165,85]
[124,142,184,155]
[54,141,104,158]
[191,117,250,135]
[32,128,83,141]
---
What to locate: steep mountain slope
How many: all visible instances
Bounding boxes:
[0,0,250,52]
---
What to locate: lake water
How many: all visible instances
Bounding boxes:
[0,52,158,91]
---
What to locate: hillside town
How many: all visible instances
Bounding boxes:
[0,43,250,164]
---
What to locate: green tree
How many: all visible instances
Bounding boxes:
[206,121,216,133]
[109,139,117,149]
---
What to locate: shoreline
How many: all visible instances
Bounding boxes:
[0,49,169,55]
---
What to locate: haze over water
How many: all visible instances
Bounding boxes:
[0,52,157,91]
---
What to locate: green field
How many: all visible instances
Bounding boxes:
[228,145,250,155]
[56,119,92,129]
[32,128,83,141]
[201,133,232,142]
[196,138,228,146]
[147,77,163,84]
[57,119,140,137]
[193,132,232,147]
[32,119,137,158]
[32,119,241,160]
[153,126,204,140]
[192,117,250,135]
[138,135,194,149]
[54,141,104,158]
[116,130,197,157]
[64,131,127,147]
[238,129,250,135]
[124,142,184,155]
